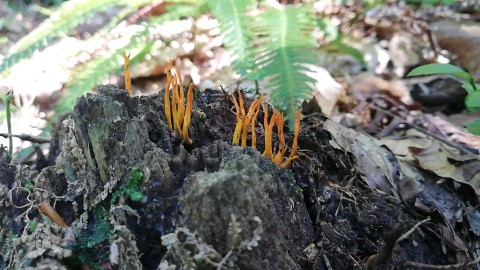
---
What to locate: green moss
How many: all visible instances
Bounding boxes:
[110,167,144,204]
[64,207,113,270]
[26,218,39,232]
[0,231,18,256]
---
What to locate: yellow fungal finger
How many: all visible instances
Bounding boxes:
[166,60,173,74]
[175,72,185,127]
[231,91,244,145]
[231,91,241,121]
[171,74,182,136]
[282,110,301,167]
[280,155,299,168]
[273,112,287,165]
[262,105,275,159]
[182,83,194,144]
[251,100,262,148]
[123,52,132,96]
[289,110,301,158]
[241,98,262,147]
[164,74,173,131]
[38,201,68,228]
[237,86,246,119]
[177,68,184,93]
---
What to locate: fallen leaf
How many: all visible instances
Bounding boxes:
[410,140,480,195]
[304,65,345,116]
[325,120,399,196]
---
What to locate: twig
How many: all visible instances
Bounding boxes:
[216,250,233,270]
[396,216,431,244]
[323,254,333,270]
[406,254,480,269]
[364,222,408,270]
[5,90,13,161]
[0,133,51,144]
[370,104,477,157]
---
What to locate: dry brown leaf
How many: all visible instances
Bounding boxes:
[439,224,468,252]
[324,120,464,228]
[464,204,480,236]
[410,140,480,195]
[325,120,399,196]
[378,129,431,160]
[304,65,345,116]
[432,19,480,80]
[350,75,413,104]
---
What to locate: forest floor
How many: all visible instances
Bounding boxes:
[1,1,480,270]
[0,84,469,270]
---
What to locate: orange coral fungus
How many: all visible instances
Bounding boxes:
[250,103,262,148]
[163,60,194,144]
[260,106,301,167]
[230,90,301,168]
[182,83,194,145]
[280,110,301,168]
[241,98,263,147]
[231,87,263,147]
[164,66,173,131]
[262,107,276,159]
[272,112,287,165]
[231,87,245,145]
[123,52,132,96]
[38,201,68,228]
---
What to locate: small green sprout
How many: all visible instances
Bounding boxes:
[407,63,480,135]
[110,167,144,204]
[26,218,39,232]
[2,90,13,161]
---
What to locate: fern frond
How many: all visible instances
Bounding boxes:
[0,0,153,74]
[11,0,118,52]
[0,40,49,75]
[253,6,317,126]
[95,0,156,37]
[208,0,256,76]
[54,54,121,115]
[54,4,199,116]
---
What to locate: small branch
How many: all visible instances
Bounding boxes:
[406,254,480,269]
[216,250,233,270]
[0,133,51,144]
[396,216,431,244]
[364,222,408,270]
[5,90,13,161]
[370,103,476,157]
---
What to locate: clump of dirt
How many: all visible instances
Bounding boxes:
[0,85,455,269]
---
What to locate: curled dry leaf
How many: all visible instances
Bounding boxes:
[410,140,480,195]
[304,65,345,116]
[324,119,399,196]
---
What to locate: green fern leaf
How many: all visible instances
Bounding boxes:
[253,6,317,127]
[54,54,120,115]
[0,0,153,74]
[54,4,199,116]
[0,40,49,74]
[10,0,120,53]
[208,0,256,76]
[95,0,156,37]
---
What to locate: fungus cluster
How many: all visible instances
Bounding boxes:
[123,55,299,163]
[123,52,132,96]
[163,61,194,145]
[231,87,300,168]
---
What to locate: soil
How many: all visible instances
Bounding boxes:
[0,85,463,269]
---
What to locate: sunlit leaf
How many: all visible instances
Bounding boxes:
[465,92,480,112]
[467,120,480,135]
[407,63,472,82]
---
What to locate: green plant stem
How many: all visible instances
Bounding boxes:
[5,90,13,161]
